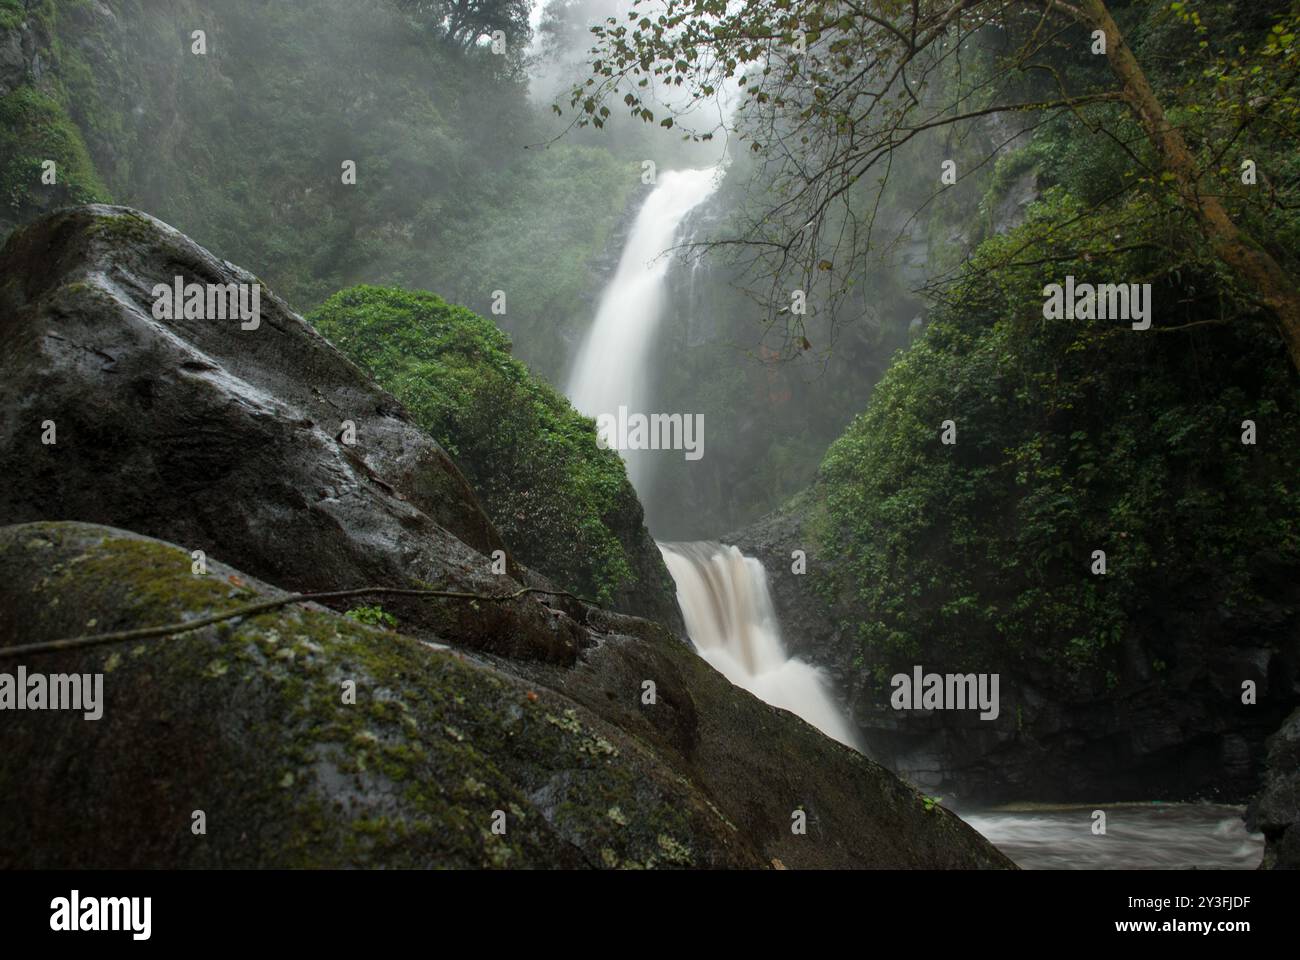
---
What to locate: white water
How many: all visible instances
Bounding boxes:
[660,542,857,747]
[565,168,857,748]
[566,166,720,490]
[964,804,1263,869]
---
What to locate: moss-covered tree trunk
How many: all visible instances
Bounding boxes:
[1080,0,1300,372]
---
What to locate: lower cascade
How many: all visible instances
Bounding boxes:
[659,541,857,748]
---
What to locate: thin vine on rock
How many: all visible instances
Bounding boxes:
[0,584,598,660]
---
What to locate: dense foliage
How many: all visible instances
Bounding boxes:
[0,84,105,219]
[309,285,643,605]
[813,0,1300,688]
[818,212,1300,682]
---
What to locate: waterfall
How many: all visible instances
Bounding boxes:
[565,168,856,750]
[566,166,719,490]
[660,542,857,748]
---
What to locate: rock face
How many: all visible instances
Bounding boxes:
[0,19,35,98]
[732,496,1300,810]
[0,4,114,239]
[1247,708,1300,869]
[0,206,1012,869]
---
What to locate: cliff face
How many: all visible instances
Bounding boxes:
[0,205,1012,869]
[0,2,112,238]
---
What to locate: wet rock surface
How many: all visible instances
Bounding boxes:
[1247,708,1300,869]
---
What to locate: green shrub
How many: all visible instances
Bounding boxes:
[0,85,107,224]
[344,605,399,629]
[309,285,639,605]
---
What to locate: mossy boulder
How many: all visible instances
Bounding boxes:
[505,610,1015,870]
[0,522,756,868]
[0,521,1012,868]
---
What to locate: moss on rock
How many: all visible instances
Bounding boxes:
[0,522,757,868]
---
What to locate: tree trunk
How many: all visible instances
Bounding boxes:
[1081,0,1300,372]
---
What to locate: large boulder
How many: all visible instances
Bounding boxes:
[0,521,1012,869]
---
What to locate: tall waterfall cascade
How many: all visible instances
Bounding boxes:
[565,167,856,749]
[566,166,719,491]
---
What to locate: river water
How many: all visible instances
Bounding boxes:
[963,804,1263,869]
